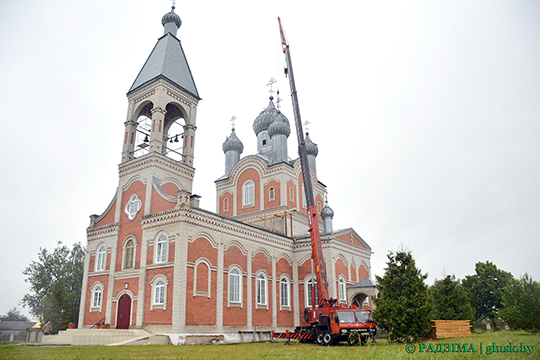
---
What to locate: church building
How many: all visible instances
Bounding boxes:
[78,6,376,337]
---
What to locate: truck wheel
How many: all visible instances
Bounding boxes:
[361,335,368,345]
[322,332,333,346]
[347,332,359,346]
[316,332,324,345]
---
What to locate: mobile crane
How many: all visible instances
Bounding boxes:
[274,18,377,346]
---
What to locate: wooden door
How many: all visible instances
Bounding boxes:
[117,294,131,329]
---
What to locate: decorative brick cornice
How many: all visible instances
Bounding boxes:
[87,223,120,240]
[127,79,199,106]
[119,153,195,179]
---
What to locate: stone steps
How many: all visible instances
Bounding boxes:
[41,328,169,346]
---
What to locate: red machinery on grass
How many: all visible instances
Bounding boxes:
[273,18,377,346]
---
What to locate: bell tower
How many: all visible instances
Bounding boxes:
[120,5,200,192]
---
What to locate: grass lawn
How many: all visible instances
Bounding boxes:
[0,330,538,359]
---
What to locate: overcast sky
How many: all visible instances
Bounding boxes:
[1,0,539,319]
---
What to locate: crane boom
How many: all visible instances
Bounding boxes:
[278,17,330,307]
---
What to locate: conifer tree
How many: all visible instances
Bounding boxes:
[430,275,474,321]
[373,250,431,342]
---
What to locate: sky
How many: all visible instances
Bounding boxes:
[1,0,539,319]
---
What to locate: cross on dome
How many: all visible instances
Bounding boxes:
[267,77,277,98]
[303,120,311,132]
[230,115,237,129]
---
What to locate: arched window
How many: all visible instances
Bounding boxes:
[124,240,135,269]
[155,235,167,263]
[243,181,254,207]
[317,201,322,213]
[256,274,267,306]
[229,269,241,304]
[95,246,106,271]
[302,184,307,208]
[92,286,102,308]
[338,278,346,301]
[223,198,229,212]
[289,187,294,202]
[154,280,165,304]
[269,187,275,202]
[280,278,290,307]
[306,278,319,308]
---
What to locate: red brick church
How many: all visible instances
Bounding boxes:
[78,6,376,338]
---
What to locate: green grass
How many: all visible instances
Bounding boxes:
[0,331,538,359]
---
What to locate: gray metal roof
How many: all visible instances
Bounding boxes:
[128,33,200,99]
[348,278,377,289]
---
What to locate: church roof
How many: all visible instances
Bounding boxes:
[127,32,200,99]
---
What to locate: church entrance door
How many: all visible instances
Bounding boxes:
[117,294,131,329]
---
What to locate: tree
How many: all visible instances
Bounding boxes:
[42,278,72,334]
[499,274,540,334]
[429,275,474,321]
[373,250,431,342]
[462,261,513,325]
[21,242,85,327]
[0,307,30,321]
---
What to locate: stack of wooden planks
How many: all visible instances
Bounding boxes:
[425,320,472,339]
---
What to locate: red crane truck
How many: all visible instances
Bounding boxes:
[274,18,377,346]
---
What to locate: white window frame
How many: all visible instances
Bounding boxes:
[228,267,242,307]
[338,277,346,302]
[150,275,168,310]
[223,197,229,212]
[306,277,319,308]
[302,184,307,208]
[269,187,275,202]
[243,181,255,207]
[155,234,167,263]
[90,282,104,313]
[256,273,267,307]
[95,245,106,272]
[124,194,142,220]
[280,277,290,309]
[154,281,165,304]
[289,187,294,202]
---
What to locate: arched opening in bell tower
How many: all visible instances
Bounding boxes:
[162,102,186,162]
[132,102,153,159]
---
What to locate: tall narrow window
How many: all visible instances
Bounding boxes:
[280,278,290,307]
[223,198,229,212]
[302,184,307,208]
[96,246,106,271]
[339,278,346,301]
[155,235,167,263]
[124,240,135,269]
[154,280,165,304]
[269,187,275,202]
[289,187,294,202]
[256,274,267,305]
[307,279,319,308]
[243,181,254,207]
[229,269,240,303]
[92,286,102,308]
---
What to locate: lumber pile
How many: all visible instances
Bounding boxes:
[425,320,472,339]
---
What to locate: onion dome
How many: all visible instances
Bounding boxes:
[320,201,334,219]
[222,128,244,153]
[305,132,319,157]
[253,97,290,135]
[267,112,291,138]
[162,6,182,29]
